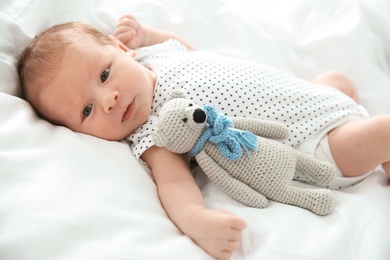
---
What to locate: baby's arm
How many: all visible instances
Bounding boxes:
[142,146,247,260]
[114,14,194,50]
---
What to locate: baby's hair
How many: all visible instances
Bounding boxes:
[17,22,114,121]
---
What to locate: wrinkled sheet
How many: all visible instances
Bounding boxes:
[1,0,390,259]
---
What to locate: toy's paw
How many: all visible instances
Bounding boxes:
[280,186,334,215]
[244,194,268,208]
[314,162,337,186]
[309,190,334,216]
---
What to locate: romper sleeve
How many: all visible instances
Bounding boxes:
[134,39,189,61]
[126,39,189,160]
[126,115,160,160]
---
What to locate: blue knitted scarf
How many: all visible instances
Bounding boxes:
[190,104,258,160]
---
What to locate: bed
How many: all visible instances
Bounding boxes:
[1,0,390,259]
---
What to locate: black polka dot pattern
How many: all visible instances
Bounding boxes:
[127,39,368,160]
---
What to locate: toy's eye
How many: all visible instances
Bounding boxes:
[188,103,193,107]
[182,118,188,123]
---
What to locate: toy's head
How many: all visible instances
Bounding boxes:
[154,90,207,153]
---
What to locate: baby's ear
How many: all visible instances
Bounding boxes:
[169,90,186,100]
[108,35,135,56]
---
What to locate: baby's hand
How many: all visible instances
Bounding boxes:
[187,209,247,260]
[114,14,145,49]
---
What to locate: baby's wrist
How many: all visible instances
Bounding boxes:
[176,204,207,234]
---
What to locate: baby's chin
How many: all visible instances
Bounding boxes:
[93,131,129,142]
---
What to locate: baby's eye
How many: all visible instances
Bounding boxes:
[101,68,110,83]
[83,104,93,118]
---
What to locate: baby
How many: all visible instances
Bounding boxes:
[17,14,390,260]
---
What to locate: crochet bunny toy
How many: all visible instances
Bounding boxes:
[153,90,336,215]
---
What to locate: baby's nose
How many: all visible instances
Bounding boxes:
[103,91,119,113]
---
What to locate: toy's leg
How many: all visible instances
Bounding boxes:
[196,151,269,208]
[277,186,334,215]
[294,150,336,186]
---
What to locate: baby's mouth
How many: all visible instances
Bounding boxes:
[122,101,135,122]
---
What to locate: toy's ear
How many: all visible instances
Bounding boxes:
[169,90,186,100]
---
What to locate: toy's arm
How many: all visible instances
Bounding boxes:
[232,117,289,140]
[196,151,268,208]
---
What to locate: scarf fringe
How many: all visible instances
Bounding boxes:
[190,105,258,160]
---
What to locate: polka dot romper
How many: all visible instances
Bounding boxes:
[126,39,369,187]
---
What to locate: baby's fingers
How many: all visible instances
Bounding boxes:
[118,14,137,22]
[114,26,135,41]
[116,16,139,30]
[218,240,242,260]
[218,250,234,260]
[114,17,138,38]
[114,14,144,49]
[231,217,247,231]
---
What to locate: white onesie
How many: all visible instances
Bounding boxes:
[126,39,370,188]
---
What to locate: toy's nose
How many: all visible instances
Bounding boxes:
[193,109,206,123]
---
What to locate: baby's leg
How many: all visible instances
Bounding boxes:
[312,71,360,103]
[328,115,390,177]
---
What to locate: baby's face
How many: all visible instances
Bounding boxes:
[38,37,156,141]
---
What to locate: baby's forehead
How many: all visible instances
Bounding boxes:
[35,51,86,121]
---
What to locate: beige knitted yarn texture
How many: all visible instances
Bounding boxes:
[154,91,336,215]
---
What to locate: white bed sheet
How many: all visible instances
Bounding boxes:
[1,0,390,259]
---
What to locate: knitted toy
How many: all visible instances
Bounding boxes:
[153,90,336,215]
